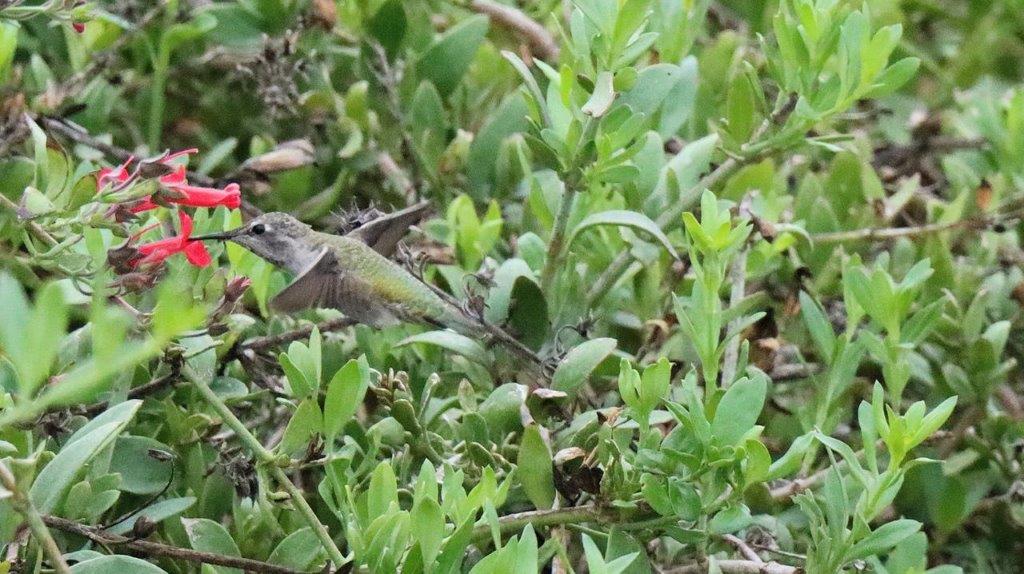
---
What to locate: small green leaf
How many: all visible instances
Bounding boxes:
[323,356,372,446]
[552,338,617,392]
[846,519,921,561]
[417,15,489,96]
[708,504,752,535]
[368,0,406,57]
[517,425,554,509]
[582,71,616,117]
[268,528,325,571]
[411,496,445,566]
[279,398,323,456]
[711,376,767,445]
[182,518,242,574]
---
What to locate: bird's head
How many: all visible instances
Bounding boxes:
[194,212,320,273]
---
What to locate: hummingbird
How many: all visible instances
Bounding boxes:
[194,203,548,379]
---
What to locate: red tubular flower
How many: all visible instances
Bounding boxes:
[95,148,241,213]
[133,211,212,268]
[97,157,134,188]
[72,22,86,33]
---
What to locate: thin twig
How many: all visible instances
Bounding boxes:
[469,0,560,60]
[42,516,304,574]
[663,559,798,574]
[723,534,764,564]
[0,192,59,247]
[808,215,996,244]
[237,317,357,354]
[0,462,71,574]
[80,371,180,417]
[720,248,749,388]
[470,504,604,540]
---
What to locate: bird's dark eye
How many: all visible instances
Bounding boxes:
[251,223,266,235]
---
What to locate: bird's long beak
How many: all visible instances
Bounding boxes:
[192,228,243,241]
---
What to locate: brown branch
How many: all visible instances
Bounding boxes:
[769,363,822,382]
[723,534,764,564]
[665,559,799,574]
[469,0,560,60]
[43,516,305,574]
[808,216,995,244]
[80,371,180,416]
[236,317,357,354]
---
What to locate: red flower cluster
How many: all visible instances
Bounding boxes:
[130,211,212,268]
[97,149,241,270]
[97,149,241,213]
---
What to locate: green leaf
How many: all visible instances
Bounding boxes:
[279,398,323,456]
[31,405,138,512]
[416,15,489,96]
[70,556,168,573]
[398,331,492,366]
[367,461,399,519]
[568,210,680,259]
[109,436,174,495]
[0,273,30,390]
[268,528,325,571]
[582,71,616,117]
[507,276,548,350]
[280,351,311,396]
[411,496,445,566]
[552,338,617,392]
[517,425,554,509]
[711,376,767,445]
[708,504,752,535]
[799,291,836,362]
[616,64,685,116]
[182,518,242,574]
[323,356,372,446]
[368,0,406,57]
[846,519,921,561]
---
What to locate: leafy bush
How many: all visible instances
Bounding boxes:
[0,0,1022,572]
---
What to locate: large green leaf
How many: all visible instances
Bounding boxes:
[31,401,140,513]
[398,331,492,367]
[567,210,680,259]
[416,14,489,96]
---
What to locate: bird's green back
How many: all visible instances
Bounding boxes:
[312,231,448,318]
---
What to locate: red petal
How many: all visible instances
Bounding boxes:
[178,211,194,238]
[183,241,212,267]
[130,198,158,213]
[72,22,86,33]
[159,165,189,186]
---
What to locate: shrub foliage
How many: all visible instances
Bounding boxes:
[0,0,1022,573]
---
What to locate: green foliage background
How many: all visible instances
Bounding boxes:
[0,0,1023,572]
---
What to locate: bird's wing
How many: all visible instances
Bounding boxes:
[345,201,431,257]
[270,248,399,326]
